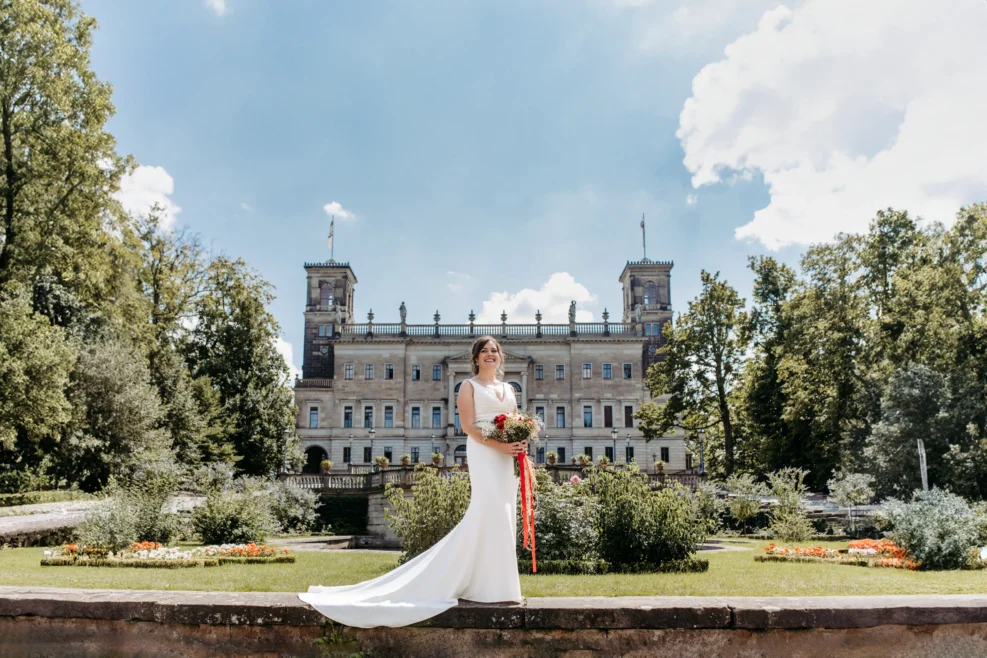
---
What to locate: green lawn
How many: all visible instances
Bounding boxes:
[2,541,986,597]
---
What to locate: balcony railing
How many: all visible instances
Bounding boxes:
[335,322,639,338]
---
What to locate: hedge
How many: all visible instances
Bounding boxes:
[518,557,709,575]
[40,555,296,568]
[0,490,94,508]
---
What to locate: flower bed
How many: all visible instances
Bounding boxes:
[755,541,919,570]
[40,542,295,568]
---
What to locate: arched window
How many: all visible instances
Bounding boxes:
[509,381,522,407]
[454,444,468,466]
[644,281,657,305]
[320,283,333,308]
[303,446,328,474]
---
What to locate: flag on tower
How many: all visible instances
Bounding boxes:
[327,216,334,250]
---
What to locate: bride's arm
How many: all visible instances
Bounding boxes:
[456,381,524,456]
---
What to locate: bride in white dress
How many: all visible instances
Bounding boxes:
[298,335,527,628]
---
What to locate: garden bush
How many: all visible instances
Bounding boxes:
[269,480,318,534]
[725,473,767,534]
[767,468,814,542]
[385,464,471,563]
[517,468,599,562]
[76,492,138,551]
[878,487,980,570]
[191,479,276,545]
[590,464,708,570]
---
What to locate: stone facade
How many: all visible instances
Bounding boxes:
[292,258,691,474]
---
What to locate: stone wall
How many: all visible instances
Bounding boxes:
[4,587,987,657]
[362,491,403,548]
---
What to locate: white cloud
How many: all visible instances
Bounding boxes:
[619,1,782,54]
[115,165,182,230]
[446,271,472,294]
[685,194,698,206]
[677,0,987,250]
[274,336,301,385]
[476,272,598,324]
[206,0,227,16]
[323,201,356,221]
[240,202,254,212]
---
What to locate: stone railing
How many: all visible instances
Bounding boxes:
[3,587,987,658]
[281,466,705,494]
[336,322,638,338]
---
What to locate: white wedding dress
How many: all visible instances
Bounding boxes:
[298,377,522,628]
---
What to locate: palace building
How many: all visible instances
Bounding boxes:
[292,257,690,474]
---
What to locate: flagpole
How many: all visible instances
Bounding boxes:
[641,214,646,260]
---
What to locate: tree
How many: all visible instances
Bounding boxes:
[184,257,295,475]
[0,290,75,491]
[637,271,748,475]
[0,0,129,301]
[767,467,814,542]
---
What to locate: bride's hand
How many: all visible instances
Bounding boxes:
[503,441,527,457]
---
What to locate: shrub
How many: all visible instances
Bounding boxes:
[517,468,598,562]
[693,481,726,535]
[767,468,814,542]
[76,493,138,552]
[590,464,708,570]
[124,462,183,544]
[181,462,236,495]
[191,480,276,545]
[827,471,875,535]
[269,480,318,534]
[878,487,980,570]
[725,473,767,534]
[385,465,471,563]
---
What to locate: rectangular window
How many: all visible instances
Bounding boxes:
[623,363,632,379]
[384,446,393,462]
[605,446,614,461]
[582,363,592,379]
[556,365,565,380]
[363,406,373,428]
[535,365,544,380]
[535,406,545,423]
[385,363,394,380]
[624,405,633,427]
[557,447,566,463]
[583,405,593,428]
[365,363,374,379]
[603,363,612,379]
[431,407,441,428]
[686,453,693,470]
[454,407,460,429]
[536,446,545,464]
[384,406,394,428]
[343,446,351,463]
[363,447,372,463]
[433,365,442,381]
[585,447,593,460]
[318,324,326,337]
[344,363,354,380]
[626,446,635,463]
[308,407,318,429]
[343,406,353,428]
[411,447,420,464]
[411,407,421,429]
[660,447,670,464]
[556,407,566,428]
[411,365,420,381]
[604,405,613,428]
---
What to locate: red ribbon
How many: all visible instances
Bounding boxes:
[517,453,537,573]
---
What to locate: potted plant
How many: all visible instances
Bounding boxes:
[375,456,390,469]
[320,458,332,473]
[400,454,411,467]
[546,451,558,465]
[576,454,592,467]
[570,456,577,465]
[655,460,665,473]
[597,455,611,469]
[431,452,444,466]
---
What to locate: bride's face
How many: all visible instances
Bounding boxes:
[476,341,502,375]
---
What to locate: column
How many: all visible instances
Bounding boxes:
[521,372,528,410]
[447,370,456,437]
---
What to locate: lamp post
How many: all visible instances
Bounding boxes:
[349,434,354,473]
[698,428,706,475]
[431,434,436,461]
[626,434,631,464]
[652,452,657,473]
[610,427,618,462]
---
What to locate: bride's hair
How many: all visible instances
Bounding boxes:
[470,335,505,378]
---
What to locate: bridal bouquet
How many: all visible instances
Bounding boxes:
[479,411,544,573]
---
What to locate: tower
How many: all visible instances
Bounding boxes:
[618,258,673,372]
[302,260,357,381]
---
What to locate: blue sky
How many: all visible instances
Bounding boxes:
[84,0,987,376]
